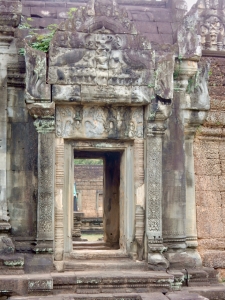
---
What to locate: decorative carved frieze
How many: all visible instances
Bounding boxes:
[37,134,55,242]
[146,130,161,234]
[56,105,143,139]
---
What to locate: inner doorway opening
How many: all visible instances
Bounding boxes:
[73,150,121,250]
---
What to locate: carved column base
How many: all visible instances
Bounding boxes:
[72,212,84,241]
[163,237,201,268]
[186,237,202,267]
[54,261,64,272]
[148,241,169,271]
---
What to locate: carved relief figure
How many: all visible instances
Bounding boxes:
[201,16,224,50]
[56,106,83,137]
[84,107,106,137]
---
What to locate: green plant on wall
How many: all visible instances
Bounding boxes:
[68,7,77,18]
[31,24,58,52]
[18,16,33,29]
[19,23,58,55]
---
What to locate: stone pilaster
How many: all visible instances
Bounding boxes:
[163,59,203,268]
[146,109,170,270]
[33,114,55,253]
[184,126,202,266]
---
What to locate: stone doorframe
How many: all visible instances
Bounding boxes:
[55,139,135,259]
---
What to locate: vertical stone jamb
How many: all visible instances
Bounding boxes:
[33,117,55,252]
[146,114,170,270]
[134,139,145,260]
[184,127,202,266]
[54,137,65,271]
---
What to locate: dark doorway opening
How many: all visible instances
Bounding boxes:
[73,150,121,250]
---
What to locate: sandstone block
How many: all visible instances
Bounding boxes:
[195,190,221,207]
[195,175,219,191]
[166,292,209,300]
[202,251,225,268]
[196,206,224,238]
[194,158,221,176]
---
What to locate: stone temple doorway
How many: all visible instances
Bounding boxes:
[73,150,121,250]
[62,140,135,257]
[62,139,135,259]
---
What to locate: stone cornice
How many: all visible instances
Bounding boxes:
[7,62,26,88]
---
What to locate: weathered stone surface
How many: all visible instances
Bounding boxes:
[166,292,209,300]
[155,53,174,100]
[25,45,50,102]
[177,11,201,59]
[52,85,81,102]
[56,105,143,139]
[28,275,53,291]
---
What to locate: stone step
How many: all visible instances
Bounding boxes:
[182,285,225,300]
[65,249,130,260]
[7,292,168,300]
[64,259,147,271]
[0,271,176,297]
[73,241,117,250]
[9,290,221,300]
[73,245,114,250]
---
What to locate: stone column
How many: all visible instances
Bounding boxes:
[146,114,169,271]
[184,126,202,266]
[163,59,200,268]
[33,116,55,252]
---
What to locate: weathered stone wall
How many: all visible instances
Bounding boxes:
[74,165,103,218]
[194,57,225,279]
[7,83,38,247]
[19,0,183,46]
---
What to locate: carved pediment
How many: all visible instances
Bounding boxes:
[48,0,154,105]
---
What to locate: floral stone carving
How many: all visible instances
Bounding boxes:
[56,105,143,139]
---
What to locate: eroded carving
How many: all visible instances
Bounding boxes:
[37,134,55,240]
[201,16,224,51]
[25,45,50,103]
[56,106,143,139]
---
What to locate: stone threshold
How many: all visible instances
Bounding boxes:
[65,249,130,260]
[63,258,147,272]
